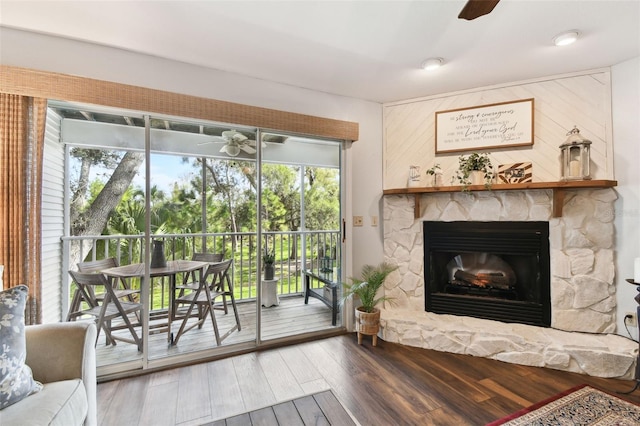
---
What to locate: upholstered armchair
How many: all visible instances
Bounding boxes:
[1,322,97,426]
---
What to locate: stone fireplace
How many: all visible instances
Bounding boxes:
[381,188,637,379]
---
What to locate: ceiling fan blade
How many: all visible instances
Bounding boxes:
[246,139,266,149]
[458,0,500,20]
[198,135,225,146]
[221,130,238,140]
[239,144,256,154]
[232,134,248,143]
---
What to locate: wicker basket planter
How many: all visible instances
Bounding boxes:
[343,262,397,347]
[355,306,381,346]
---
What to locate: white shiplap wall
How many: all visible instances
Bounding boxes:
[383,69,614,189]
[41,108,65,323]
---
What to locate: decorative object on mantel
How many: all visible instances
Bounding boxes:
[560,126,592,181]
[497,162,532,184]
[407,165,421,187]
[342,262,397,346]
[425,163,443,187]
[454,152,494,189]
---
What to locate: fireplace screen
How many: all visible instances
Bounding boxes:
[424,221,550,327]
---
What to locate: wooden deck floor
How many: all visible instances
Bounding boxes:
[96,295,339,374]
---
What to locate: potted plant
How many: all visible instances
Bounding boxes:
[263,250,275,280]
[425,163,442,187]
[454,152,494,189]
[342,262,398,346]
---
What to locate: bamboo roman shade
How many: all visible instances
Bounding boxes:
[0,66,359,142]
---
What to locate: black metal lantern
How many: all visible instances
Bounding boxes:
[560,126,592,181]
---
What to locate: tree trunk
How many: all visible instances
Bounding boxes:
[204,160,240,252]
[71,151,144,264]
[70,156,91,225]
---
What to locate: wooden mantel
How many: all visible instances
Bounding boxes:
[382,180,617,219]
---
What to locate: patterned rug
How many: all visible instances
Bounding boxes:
[487,384,640,425]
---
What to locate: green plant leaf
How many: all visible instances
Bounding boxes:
[342,262,398,312]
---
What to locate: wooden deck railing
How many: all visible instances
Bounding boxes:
[62,230,340,313]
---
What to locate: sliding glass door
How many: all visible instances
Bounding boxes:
[259,138,343,342]
[54,100,344,376]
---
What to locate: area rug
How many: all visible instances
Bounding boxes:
[487,384,640,425]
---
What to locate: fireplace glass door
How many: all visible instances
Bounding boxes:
[424,221,551,327]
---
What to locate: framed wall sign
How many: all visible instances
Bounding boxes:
[435,98,534,154]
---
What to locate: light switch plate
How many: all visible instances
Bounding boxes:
[353,216,363,226]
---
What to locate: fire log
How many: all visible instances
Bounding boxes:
[453,270,512,289]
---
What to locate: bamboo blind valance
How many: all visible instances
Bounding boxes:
[0,65,359,142]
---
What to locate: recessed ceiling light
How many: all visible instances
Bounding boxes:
[553,31,579,46]
[421,57,444,71]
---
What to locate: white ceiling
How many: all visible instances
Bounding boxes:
[1,0,639,103]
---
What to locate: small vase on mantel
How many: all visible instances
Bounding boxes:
[470,170,485,186]
[407,165,421,187]
[432,172,443,187]
[426,164,442,187]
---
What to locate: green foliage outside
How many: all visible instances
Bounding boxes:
[71,150,341,310]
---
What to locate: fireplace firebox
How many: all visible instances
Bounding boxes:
[424,221,550,327]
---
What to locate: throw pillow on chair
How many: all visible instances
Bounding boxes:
[0,285,42,410]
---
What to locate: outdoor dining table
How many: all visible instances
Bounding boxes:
[101,259,210,346]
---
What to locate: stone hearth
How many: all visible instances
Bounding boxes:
[381,188,637,379]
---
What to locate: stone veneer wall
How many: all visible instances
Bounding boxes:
[380,188,638,379]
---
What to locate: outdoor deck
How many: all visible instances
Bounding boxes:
[95,295,339,375]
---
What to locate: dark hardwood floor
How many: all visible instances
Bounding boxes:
[97,334,640,426]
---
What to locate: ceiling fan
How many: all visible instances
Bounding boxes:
[219,130,259,157]
[458,0,500,20]
[200,130,287,157]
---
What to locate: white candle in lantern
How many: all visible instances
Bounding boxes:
[635,257,640,283]
[569,160,581,177]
